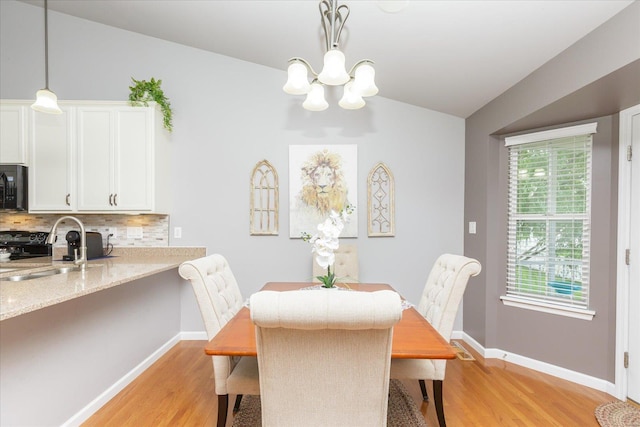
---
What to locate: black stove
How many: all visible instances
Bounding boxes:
[0,231,52,260]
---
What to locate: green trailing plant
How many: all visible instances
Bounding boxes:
[128,77,173,132]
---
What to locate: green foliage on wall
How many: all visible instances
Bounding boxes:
[128,77,173,132]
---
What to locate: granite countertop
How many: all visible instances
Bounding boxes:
[0,247,206,321]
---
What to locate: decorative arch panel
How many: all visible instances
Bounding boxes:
[250,159,279,235]
[367,162,395,237]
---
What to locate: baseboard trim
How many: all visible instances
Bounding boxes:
[180,330,208,340]
[61,333,182,427]
[458,331,616,396]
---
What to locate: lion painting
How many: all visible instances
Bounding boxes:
[299,150,348,215]
[290,145,357,238]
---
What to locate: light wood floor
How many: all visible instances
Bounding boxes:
[82,340,617,426]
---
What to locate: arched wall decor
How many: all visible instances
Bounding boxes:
[250,159,279,235]
[367,162,395,237]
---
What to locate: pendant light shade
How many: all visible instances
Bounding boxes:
[283,62,311,95]
[302,82,329,111]
[338,82,365,110]
[32,89,62,114]
[31,0,62,115]
[351,63,379,97]
[318,50,350,86]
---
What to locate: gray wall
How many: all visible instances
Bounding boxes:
[0,270,182,425]
[464,2,640,381]
[0,1,465,325]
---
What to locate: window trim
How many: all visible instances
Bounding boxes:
[500,295,596,320]
[504,122,598,146]
[502,122,597,320]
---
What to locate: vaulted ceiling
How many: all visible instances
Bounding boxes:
[22,0,635,118]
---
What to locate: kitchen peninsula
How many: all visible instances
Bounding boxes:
[0,246,206,426]
[1,247,205,320]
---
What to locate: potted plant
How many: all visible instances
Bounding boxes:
[128,77,173,132]
[301,205,354,288]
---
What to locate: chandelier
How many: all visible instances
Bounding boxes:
[283,0,378,111]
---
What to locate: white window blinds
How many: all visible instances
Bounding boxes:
[505,123,595,312]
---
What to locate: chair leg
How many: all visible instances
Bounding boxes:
[433,380,446,427]
[233,394,243,413]
[419,379,429,401]
[217,394,228,427]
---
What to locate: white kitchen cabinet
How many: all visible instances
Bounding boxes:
[0,101,30,164]
[26,101,169,214]
[76,105,163,212]
[29,105,76,211]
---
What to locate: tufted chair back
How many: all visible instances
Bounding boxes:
[178,254,260,427]
[417,253,482,344]
[390,253,481,427]
[179,254,244,341]
[312,244,359,283]
[251,289,402,427]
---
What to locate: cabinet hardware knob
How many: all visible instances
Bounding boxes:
[109,194,113,206]
[66,194,70,206]
[114,194,118,206]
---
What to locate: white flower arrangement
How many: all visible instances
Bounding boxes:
[302,205,354,287]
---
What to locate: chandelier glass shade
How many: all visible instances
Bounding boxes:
[31,0,62,115]
[283,0,377,111]
[302,82,330,111]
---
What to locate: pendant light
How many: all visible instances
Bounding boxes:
[283,0,378,111]
[31,0,62,114]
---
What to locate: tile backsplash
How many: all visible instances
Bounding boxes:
[0,213,169,247]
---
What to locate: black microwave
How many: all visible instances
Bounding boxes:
[0,165,28,211]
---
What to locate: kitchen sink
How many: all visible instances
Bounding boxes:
[1,266,93,282]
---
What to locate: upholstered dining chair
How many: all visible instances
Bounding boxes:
[390,253,481,427]
[312,243,359,283]
[178,254,260,427]
[250,289,402,427]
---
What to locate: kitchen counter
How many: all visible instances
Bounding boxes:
[0,246,205,321]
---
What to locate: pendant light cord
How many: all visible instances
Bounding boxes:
[44,0,50,89]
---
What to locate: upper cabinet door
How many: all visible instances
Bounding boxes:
[29,106,76,211]
[0,102,29,164]
[113,109,153,211]
[76,107,113,211]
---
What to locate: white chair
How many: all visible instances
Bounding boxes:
[178,254,260,427]
[250,289,402,427]
[312,243,358,283]
[390,253,481,427]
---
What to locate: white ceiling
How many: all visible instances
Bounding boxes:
[23,0,635,118]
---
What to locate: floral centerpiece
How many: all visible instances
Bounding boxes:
[302,205,354,288]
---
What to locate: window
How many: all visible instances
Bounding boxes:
[501,123,597,320]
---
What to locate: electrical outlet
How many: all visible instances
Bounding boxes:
[174,227,182,239]
[126,227,143,239]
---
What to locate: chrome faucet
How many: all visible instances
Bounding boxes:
[45,216,87,270]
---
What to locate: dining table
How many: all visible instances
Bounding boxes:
[205,282,456,360]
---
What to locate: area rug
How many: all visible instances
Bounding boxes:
[232,379,427,426]
[595,401,640,426]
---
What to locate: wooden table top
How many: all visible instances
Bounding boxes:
[204,282,456,360]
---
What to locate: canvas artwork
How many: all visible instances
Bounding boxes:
[289,145,358,238]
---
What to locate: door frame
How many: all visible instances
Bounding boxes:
[615,104,640,400]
